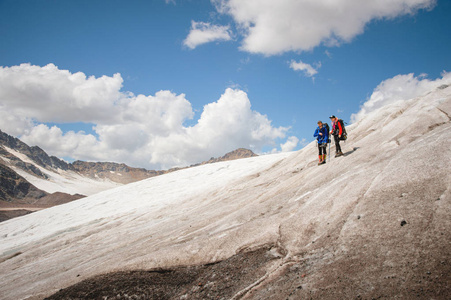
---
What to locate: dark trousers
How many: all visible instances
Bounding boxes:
[334,135,342,153]
[318,143,327,155]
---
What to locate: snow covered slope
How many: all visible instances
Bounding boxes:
[5,149,121,196]
[0,143,121,196]
[0,85,450,299]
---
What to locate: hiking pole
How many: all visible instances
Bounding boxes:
[328,142,331,162]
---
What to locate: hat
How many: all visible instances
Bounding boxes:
[329,115,336,119]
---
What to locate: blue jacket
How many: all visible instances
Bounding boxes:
[314,125,329,145]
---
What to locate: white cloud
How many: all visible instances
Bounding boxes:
[0,63,289,170]
[290,60,320,78]
[0,63,123,124]
[213,0,436,55]
[21,124,102,160]
[280,136,299,152]
[183,21,232,49]
[0,110,34,137]
[351,71,451,123]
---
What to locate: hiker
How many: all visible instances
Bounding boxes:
[329,115,345,157]
[313,121,329,165]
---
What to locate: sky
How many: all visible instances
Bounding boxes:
[0,0,450,170]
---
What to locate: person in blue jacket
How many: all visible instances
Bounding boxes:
[313,121,329,165]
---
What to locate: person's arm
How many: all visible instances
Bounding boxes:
[338,121,343,136]
[314,127,323,137]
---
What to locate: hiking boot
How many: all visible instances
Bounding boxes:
[335,151,344,157]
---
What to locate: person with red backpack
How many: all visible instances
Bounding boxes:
[329,115,346,157]
[313,121,329,165]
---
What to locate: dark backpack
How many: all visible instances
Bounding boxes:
[337,119,347,140]
[324,123,331,143]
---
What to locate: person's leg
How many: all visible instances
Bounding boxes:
[336,140,342,153]
[318,144,323,163]
[334,135,341,153]
[318,144,326,164]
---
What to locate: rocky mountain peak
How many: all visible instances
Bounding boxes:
[220,148,257,160]
[0,130,70,172]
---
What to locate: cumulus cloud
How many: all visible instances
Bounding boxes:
[0,63,289,169]
[21,124,102,159]
[280,136,299,152]
[351,71,451,123]
[290,60,320,78]
[212,0,436,55]
[183,21,232,49]
[0,63,123,124]
[0,110,34,137]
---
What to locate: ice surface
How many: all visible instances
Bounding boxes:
[0,152,291,253]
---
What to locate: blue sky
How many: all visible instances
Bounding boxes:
[0,0,450,169]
